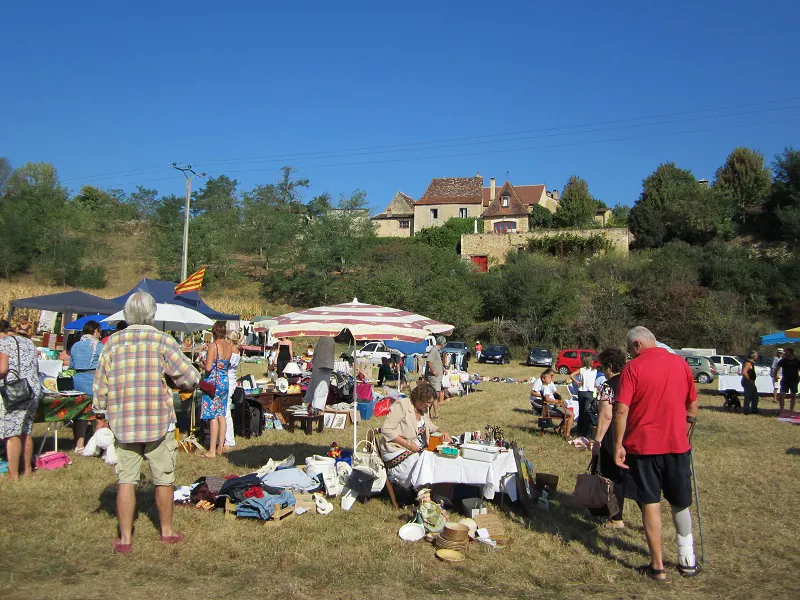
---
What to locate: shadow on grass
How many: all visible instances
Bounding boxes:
[224,442,334,470]
[787,448,800,456]
[95,483,162,535]
[501,490,649,570]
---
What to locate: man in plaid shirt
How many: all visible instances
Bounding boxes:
[93,291,200,554]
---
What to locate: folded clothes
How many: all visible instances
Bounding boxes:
[260,467,319,492]
[236,490,296,520]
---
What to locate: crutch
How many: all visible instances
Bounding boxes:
[687,420,706,563]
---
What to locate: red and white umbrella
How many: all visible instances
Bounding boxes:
[269,298,453,342]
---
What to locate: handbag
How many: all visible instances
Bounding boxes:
[199,379,216,395]
[35,451,71,470]
[353,439,387,494]
[0,337,34,411]
[572,456,619,515]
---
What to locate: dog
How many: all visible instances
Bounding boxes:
[723,389,742,412]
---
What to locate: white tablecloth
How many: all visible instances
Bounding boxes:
[717,375,773,394]
[408,449,518,499]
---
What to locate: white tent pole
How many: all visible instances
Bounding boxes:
[352,337,357,453]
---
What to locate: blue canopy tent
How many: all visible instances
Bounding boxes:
[760,331,792,345]
[384,340,429,356]
[112,278,239,320]
[63,313,114,332]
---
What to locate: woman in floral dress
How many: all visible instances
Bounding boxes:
[0,319,42,481]
[200,321,232,458]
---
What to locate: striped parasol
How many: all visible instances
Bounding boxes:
[269,298,454,342]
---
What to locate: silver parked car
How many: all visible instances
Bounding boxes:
[684,355,717,384]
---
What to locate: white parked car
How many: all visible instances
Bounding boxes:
[710,355,770,376]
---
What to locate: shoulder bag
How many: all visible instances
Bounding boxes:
[0,337,34,411]
[572,455,620,516]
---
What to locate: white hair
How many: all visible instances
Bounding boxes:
[123,291,156,326]
[436,335,447,346]
[626,326,656,348]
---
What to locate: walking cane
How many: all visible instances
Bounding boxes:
[687,419,706,564]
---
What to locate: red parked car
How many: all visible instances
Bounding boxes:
[554,349,599,374]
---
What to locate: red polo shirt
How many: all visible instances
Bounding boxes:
[615,347,696,455]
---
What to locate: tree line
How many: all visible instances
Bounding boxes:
[1,145,798,353]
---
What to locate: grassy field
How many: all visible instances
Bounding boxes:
[1,361,798,600]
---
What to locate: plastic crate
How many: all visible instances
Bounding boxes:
[357,400,377,421]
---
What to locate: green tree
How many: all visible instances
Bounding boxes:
[413,217,483,252]
[528,204,553,229]
[763,147,800,244]
[607,204,630,228]
[713,147,771,225]
[554,175,595,227]
[0,158,11,195]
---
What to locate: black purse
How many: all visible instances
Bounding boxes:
[0,337,34,411]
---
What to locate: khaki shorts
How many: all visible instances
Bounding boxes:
[425,377,443,392]
[115,434,178,486]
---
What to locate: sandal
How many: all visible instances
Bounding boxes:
[160,532,185,545]
[112,539,133,554]
[677,562,702,578]
[637,564,669,583]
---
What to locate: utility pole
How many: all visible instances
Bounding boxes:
[172,163,206,281]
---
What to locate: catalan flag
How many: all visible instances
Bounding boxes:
[174,267,207,295]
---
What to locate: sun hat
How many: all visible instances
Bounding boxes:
[777,348,784,353]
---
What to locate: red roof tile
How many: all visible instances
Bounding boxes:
[482,184,546,207]
[481,181,530,217]
[416,177,483,206]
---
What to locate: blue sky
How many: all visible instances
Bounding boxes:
[3,1,798,211]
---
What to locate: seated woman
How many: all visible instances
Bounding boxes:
[377,357,395,386]
[379,382,450,489]
[530,368,573,439]
[69,320,106,452]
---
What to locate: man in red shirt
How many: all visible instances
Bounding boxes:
[613,326,700,582]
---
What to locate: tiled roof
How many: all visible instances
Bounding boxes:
[482,184,546,207]
[415,177,483,206]
[371,191,415,220]
[481,181,529,217]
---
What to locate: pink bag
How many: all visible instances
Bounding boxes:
[35,451,72,470]
[356,382,373,402]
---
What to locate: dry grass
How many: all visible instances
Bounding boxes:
[1,361,798,599]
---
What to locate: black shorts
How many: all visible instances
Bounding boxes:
[780,379,798,394]
[623,451,692,509]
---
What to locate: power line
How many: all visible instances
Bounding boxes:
[191,104,800,169]
[218,116,800,175]
[189,96,800,166]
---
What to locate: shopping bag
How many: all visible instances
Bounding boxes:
[353,439,387,494]
[35,451,72,470]
[572,456,619,514]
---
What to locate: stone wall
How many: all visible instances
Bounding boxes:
[460,227,632,267]
[414,203,482,230]
[372,217,413,237]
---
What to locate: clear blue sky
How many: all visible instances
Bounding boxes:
[3,1,799,211]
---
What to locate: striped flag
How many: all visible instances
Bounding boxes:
[174,267,207,295]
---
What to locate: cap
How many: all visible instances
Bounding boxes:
[777,348,784,352]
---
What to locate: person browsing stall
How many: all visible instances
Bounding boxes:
[589,348,627,528]
[771,348,784,405]
[613,326,700,581]
[0,319,42,482]
[569,354,598,438]
[93,291,200,554]
[775,347,800,416]
[379,382,450,489]
[741,350,760,415]
[531,368,573,439]
[200,321,233,458]
[425,336,446,418]
[69,320,106,452]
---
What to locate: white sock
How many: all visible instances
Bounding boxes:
[672,506,696,567]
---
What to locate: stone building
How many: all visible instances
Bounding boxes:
[370,191,415,237]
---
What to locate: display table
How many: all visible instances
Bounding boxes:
[407,449,518,500]
[248,391,304,414]
[717,375,773,394]
[35,394,95,452]
[283,411,325,435]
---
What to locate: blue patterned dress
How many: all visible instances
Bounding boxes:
[201,343,230,420]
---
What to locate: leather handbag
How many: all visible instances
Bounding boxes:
[199,379,216,395]
[0,337,34,411]
[573,456,620,515]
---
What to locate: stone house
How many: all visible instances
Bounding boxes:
[413,176,485,230]
[370,191,415,237]
[481,180,530,234]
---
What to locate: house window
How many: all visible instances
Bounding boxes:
[502,195,509,208]
[430,208,439,220]
[399,220,410,229]
[459,207,468,218]
[493,220,517,233]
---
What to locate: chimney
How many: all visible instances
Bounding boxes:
[386,209,392,217]
[551,189,559,201]
[490,177,496,201]
[474,218,478,234]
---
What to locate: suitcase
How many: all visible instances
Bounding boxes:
[232,390,264,438]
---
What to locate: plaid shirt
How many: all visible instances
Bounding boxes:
[93,325,200,443]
